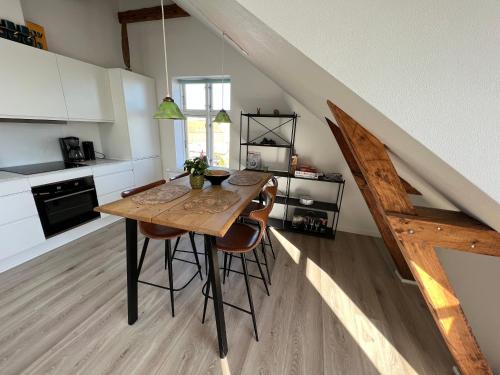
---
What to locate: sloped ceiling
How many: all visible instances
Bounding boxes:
[175,0,500,232]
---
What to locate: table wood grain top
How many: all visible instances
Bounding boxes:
[95,172,272,237]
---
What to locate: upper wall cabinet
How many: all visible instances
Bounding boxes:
[0,39,67,121]
[57,56,114,122]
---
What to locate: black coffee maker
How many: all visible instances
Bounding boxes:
[59,137,85,162]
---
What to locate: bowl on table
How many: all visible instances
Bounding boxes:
[204,169,231,185]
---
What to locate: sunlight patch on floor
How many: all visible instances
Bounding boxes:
[270,228,301,264]
[305,257,418,374]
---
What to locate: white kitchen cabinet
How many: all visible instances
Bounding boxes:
[0,192,38,227]
[133,157,162,186]
[0,39,67,120]
[122,71,160,159]
[101,69,160,160]
[94,170,135,197]
[57,55,114,122]
[0,216,45,261]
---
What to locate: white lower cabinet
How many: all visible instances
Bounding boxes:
[0,192,38,226]
[0,216,45,261]
[93,163,136,218]
[94,170,135,197]
[133,157,162,186]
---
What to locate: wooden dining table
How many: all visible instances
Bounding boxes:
[95,171,272,358]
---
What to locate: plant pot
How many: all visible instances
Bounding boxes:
[189,174,205,189]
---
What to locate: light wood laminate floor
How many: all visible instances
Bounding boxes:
[0,220,454,374]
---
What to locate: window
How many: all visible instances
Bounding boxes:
[180,79,231,167]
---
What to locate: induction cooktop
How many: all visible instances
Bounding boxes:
[0,161,88,175]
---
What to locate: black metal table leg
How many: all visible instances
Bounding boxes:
[205,234,228,358]
[126,218,138,325]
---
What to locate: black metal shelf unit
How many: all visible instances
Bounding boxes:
[239,111,345,239]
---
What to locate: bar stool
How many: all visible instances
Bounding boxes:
[121,180,203,317]
[202,190,274,341]
[168,171,210,275]
[230,177,278,285]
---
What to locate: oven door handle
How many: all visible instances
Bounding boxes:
[43,188,96,203]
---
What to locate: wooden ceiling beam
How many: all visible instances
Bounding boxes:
[325,117,414,279]
[118,4,189,24]
[387,211,500,257]
[327,101,416,215]
[399,177,421,195]
[325,101,496,375]
[399,241,493,375]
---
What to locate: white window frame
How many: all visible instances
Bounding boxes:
[179,78,230,165]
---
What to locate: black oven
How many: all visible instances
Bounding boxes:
[32,176,100,238]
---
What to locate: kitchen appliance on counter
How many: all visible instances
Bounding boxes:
[32,176,100,237]
[59,137,85,162]
[0,161,87,175]
[82,141,96,160]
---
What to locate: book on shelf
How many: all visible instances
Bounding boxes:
[294,170,320,179]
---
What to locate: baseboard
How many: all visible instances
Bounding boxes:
[336,225,381,238]
[0,215,121,274]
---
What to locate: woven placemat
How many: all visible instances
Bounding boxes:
[228,171,263,186]
[182,190,241,214]
[131,184,190,205]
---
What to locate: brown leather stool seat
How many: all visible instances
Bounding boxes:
[239,201,264,218]
[235,177,278,284]
[216,223,260,253]
[139,222,187,240]
[202,190,275,342]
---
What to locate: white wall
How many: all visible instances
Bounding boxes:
[126,16,380,236]
[20,0,124,68]
[0,122,103,167]
[0,0,24,24]
[234,0,500,209]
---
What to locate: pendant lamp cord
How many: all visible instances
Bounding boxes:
[221,31,225,108]
[161,0,170,97]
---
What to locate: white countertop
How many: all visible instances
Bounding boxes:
[0,171,26,182]
[0,159,131,184]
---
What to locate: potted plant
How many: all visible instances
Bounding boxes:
[184,156,209,189]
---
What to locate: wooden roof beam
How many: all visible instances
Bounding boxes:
[118,4,189,24]
[326,101,496,375]
[325,117,414,279]
[327,101,416,215]
[387,209,500,257]
[399,241,493,375]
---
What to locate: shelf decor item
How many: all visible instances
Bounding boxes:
[246,151,262,170]
[184,156,208,189]
[26,21,47,50]
[153,0,185,120]
[299,195,314,206]
[291,208,328,234]
[214,32,231,124]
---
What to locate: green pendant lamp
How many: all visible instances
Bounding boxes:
[214,32,231,124]
[153,0,185,120]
